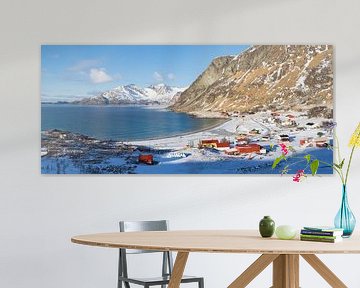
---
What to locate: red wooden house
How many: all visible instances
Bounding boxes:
[216,141,231,150]
[200,139,219,148]
[236,144,261,154]
[138,154,154,165]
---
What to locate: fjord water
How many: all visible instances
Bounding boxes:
[41,104,224,141]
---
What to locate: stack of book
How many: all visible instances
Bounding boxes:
[300,226,344,243]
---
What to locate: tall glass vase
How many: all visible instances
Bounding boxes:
[334,185,356,237]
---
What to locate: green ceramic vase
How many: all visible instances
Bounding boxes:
[259,216,275,238]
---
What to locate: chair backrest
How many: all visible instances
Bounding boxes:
[118,220,174,284]
[120,220,168,232]
[119,220,169,254]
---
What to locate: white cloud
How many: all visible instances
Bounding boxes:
[68,59,101,72]
[153,71,163,82]
[89,68,113,84]
[65,59,119,84]
[167,73,175,80]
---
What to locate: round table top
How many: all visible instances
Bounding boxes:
[71,230,360,254]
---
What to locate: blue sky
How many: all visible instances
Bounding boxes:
[41,45,249,102]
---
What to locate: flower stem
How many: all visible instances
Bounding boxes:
[335,135,345,182]
[345,130,360,185]
[336,134,342,164]
[318,160,345,183]
[345,145,356,185]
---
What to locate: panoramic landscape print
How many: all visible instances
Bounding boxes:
[41,45,334,174]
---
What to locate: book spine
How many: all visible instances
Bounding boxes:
[300,234,337,240]
[301,230,336,236]
[300,237,337,243]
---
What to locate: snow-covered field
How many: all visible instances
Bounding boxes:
[125,112,333,175]
[41,111,333,175]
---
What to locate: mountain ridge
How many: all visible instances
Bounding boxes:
[171,45,333,116]
[74,83,185,105]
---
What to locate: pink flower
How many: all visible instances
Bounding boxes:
[293,169,305,182]
[279,143,288,155]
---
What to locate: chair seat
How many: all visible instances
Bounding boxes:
[119,275,203,285]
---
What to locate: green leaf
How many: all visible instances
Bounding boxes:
[339,158,345,169]
[304,154,311,164]
[310,160,319,176]
[272,155,285,169]
[334,159,345,169]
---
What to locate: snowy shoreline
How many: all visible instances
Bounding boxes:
[126,114,270,148]
[41,111,334,174]
[125,117,232,145]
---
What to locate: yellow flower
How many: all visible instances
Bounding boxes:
[349,122,360,147]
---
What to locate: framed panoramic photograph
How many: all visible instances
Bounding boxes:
[41,45,334,174]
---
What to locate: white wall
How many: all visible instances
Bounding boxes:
[1,0,360,287]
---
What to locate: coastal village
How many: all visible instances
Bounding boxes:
[41,108,334,174]
[133,109,333,169]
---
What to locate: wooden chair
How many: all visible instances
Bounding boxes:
[118,220,204,288]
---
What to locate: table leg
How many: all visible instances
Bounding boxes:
[301,254,347,288]
[272,254,299,288]
[228,254,279,288]
[229,253,348,288]
[168,252,189,288]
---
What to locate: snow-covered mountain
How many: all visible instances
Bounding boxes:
[76,84,185,105]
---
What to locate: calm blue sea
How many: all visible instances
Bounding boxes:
[41,104,224,141]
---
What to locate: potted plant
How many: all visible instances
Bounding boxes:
[273,123,360,237]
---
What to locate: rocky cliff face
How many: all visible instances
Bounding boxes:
[171,45,333,115]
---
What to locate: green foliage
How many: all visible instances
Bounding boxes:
[334,158,345,169]
[272,155,285,169]
[271,125,357,185]
[310,160,319,176]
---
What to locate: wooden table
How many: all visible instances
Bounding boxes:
[71,230,360,288]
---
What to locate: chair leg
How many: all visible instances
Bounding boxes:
[198,278,204,288]
[161,252,168,288]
